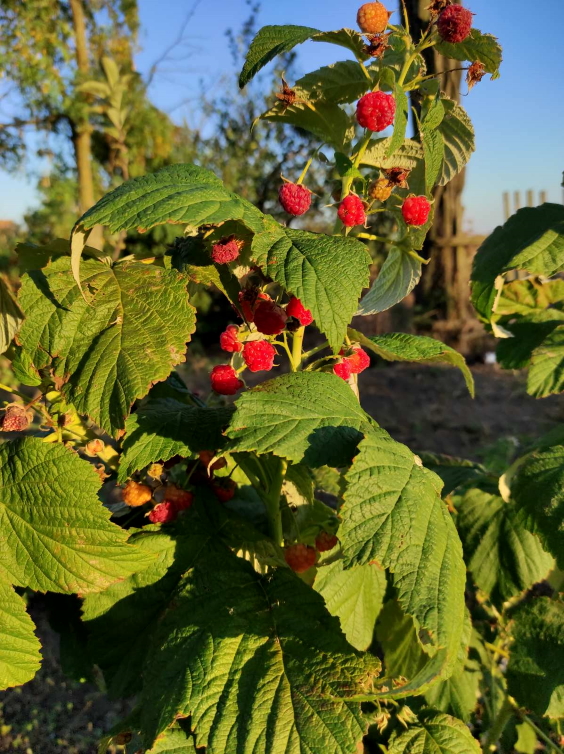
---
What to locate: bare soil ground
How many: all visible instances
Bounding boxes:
[1,362,560,753]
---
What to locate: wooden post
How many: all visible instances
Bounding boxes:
[503,191,510,221]
[513,191,521,212]
[526,189,534,207]
[539,190,547,204]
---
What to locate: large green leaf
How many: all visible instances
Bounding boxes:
[0,583,41,690]
[226,372,369,468]
[497,278,564,321]
[349,330,474,396]
[496,320,560,371]
[437,98,475,186]
[455,486,554,607]
[511,445,564,569]
[386,85,409,158]
[239,25,320,88]
[0,276,23,355]
[388,709,481,754]
[296,60,370,105]
[527,325,564,397]
[361,137,424,170]
[138,541,380,751]
[506,598,564,719]
[82,522,210,698]
[251,221,370,352]
[356,247,422,315]
[312,29,368,59]
[0,438,152,593]
[74,164,255,236]
[259,99,355,152]
[119,398,233,482]
[314,560,386,651]
[436,29,502,75]
[471,204,564,323]
[18,257,196,436]
[340,428,466,665]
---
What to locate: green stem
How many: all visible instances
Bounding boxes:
[0,382,34,402]
[264,458,287,546]
[296,150,317,185]
[483,697,513,751]
[341,130,372,198]
[516,709,564,754]
[292,326,305,370]
[281,332,295,370]
[301,341,330,362]
[357,232,389,244]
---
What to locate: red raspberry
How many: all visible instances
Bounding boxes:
[211,236,243,265]
[315,531,339,552]
[279,183,312,216]
[357,2,390,34]
[437,4,473,43]
[212,478,237,503]
[285,543,317,573]
[238,289,269,323]
[333,359,352,380]
[1,404,32,432]
[210,364,244,395]
[253,299,288,336]
[402,195,432,226]
[338,195,366,228]
[164,485,194,511]
[242,340,277,372]
[356,91,396,132]
[286,297,313,326]
[149,501,178,524]
[220,324,242,353]
[340,344,371,374]
[122,480,153,507]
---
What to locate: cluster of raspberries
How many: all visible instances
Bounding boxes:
[121,451,237,525]
[211,294,314,395]
[332,343,371,381]
[284,531,340,573]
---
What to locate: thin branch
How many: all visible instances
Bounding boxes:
[146,0,203,86]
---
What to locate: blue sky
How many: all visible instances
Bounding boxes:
[1,0,563,234]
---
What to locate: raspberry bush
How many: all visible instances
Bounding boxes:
[1,3,563,753]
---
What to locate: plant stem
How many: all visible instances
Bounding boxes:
[516,709,564,754]
[281,332,295,370]
[342,130,372,198]
[483,696,513,751]
[301,341,329,362]
[292,326,305,370]
[297,150,317,185]
[264,458,287,546]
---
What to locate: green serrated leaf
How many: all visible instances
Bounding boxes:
[239,25,321,88]
[436,29,502,74]
[455,486,554,607]
[296,60,370,104]
[0,583,42,690]
[527,325,564,397]
[388,709,481,754]
[251,220,370,351]
[496,321,561,371]
[471,204,564,323]
[0,276,23,355]
[506,598,564,719]
[74,164,253,238]
[356,247,422,315]
[314,560,386,651]
[312,28,368,59]
[226,371,369,468]
[0,438,152,594]
[386,86,409,158]
[18,257,196,437]
[511,445,564,569]
[259,100,355,151]
[119,398,233,482]
[497,278,564,321]
[361,137,424,170]
[340,427,466,665]
[349,330,474,396]
[147,727,196,753]
[82,521,210,698]
[437,97,475,186]
[139,542,380,751]
[422,127,445,191]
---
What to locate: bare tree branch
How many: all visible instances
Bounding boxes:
[146,0,203,87]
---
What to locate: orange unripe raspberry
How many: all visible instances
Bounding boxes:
[357,2,391,34]
[315,531,339,552]
[284,543,316,573]
[122,480,153,507]
[369,178,393,202]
